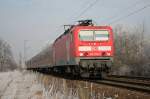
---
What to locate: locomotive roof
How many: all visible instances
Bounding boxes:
[54,20,94,43]
[54,20,112,43]
[54,26,74,43]
[54,25,112,43]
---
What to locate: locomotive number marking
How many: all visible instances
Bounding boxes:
[91,46,98,51]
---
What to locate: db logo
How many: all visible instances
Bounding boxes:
[92,46,98,51]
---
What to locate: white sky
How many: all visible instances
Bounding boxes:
[0,0,150,62]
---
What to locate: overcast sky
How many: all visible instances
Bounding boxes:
[0,0,150,62]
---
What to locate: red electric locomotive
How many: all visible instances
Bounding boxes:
[52,20,114,77]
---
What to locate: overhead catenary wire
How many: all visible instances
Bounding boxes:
[56,0,101,28]
[108,4,150,24]
[73,0,148,26]
[51,0,101,33]
[99,0,143,24]
[65,0,95,24]
[73,0,100,21]
[73,0,94,15]
[52,0,100,37]
[56,0,149,31]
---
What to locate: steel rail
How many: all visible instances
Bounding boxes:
[88,78,150,94]
[107,75,150,81]
[103,76,150,87]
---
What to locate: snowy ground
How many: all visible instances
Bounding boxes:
[1,70,148,99]
[0,70,79,99]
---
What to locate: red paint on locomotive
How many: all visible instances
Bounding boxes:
[74,26,114,57]
[53,25,114,67]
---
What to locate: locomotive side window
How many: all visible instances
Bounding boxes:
[79,30,94,41]
[70,32,73,42]
[95,30,109,41]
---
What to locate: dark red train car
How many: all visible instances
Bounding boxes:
[26,45,53,69]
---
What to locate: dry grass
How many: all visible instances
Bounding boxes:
[35,72,150,99]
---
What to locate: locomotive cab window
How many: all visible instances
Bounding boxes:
[79,30,93,41]
[79,30,109,41]
[95,30,109,41]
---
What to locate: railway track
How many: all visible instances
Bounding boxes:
[30,69,150,94]
[88,75,150,94]
[51,73,150,93]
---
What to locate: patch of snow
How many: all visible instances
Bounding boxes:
[0,70,79,99]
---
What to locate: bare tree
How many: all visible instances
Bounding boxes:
[112,25,150,77]
[0,38,17,71]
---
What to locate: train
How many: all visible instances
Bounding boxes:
[26,20,114,78]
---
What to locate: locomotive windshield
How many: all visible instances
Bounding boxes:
[79,30,109,41]
[79,30,93,41]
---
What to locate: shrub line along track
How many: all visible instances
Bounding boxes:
[87,75,150,94]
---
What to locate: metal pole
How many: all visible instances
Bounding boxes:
[23,40,28,69]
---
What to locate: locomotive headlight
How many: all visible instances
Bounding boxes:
[79,46,92,51]
[107,52,111,56]
[98,46,111,51]
[80,53,83,56]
